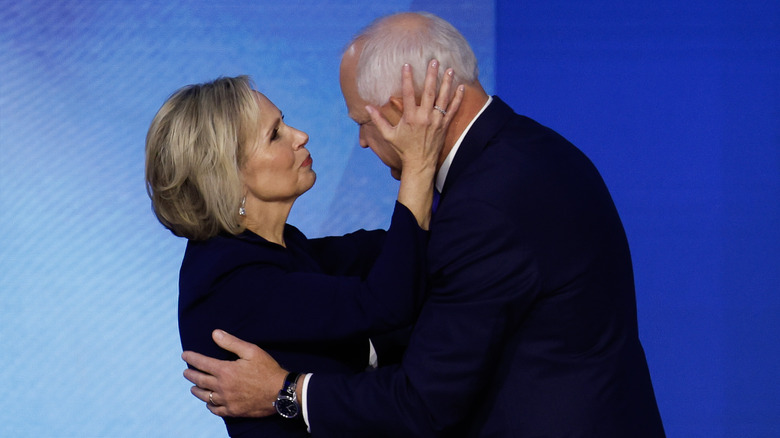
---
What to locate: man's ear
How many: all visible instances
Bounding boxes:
[389,96,404,115]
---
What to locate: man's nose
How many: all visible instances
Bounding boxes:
[358,128,369,149]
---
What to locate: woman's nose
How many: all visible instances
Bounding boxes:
[293,129,309,149]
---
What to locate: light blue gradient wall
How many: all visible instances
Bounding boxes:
[1,1,778,437]
[0,1,493,436]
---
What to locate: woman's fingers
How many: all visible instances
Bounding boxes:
[435,68,453,110]
[432,68,456,122]
[365,104,394,139]
[443,84,465,125]
[419,59,440,110]
[401,63,417,113]
[370,60,463,148]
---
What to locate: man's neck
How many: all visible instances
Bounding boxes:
[438,81,490,170]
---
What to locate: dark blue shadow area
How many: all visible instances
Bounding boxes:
[496,1,780,436]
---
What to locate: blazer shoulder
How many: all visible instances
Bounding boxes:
[179,233,291,300]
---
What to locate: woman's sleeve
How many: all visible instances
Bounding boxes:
[307,227,386,278]
[183,202,428,346]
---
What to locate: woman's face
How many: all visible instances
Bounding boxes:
[241,92,315,206]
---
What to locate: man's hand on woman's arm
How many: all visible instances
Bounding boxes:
[182,330,287,418]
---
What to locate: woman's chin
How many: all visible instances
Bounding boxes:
[299,173,317,195]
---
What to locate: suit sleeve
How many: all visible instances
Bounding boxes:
[307,199,540,437]
[181,202,427,350]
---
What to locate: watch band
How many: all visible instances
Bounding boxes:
[282,372,301,396]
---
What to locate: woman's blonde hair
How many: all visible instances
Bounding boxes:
[145,76,259,241]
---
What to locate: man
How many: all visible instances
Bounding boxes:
[183,12,665,437]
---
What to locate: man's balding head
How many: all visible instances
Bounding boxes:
[343,12,479,106]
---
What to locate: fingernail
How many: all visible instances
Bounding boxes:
[213,329,224,340]
[430,59,438,68]
[459,85,465,92]
[403,63,410,71]
[447,68,454,76]
[364,105,374,114]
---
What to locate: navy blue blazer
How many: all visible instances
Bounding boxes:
[307,97,665,437]
[179,203,427,437]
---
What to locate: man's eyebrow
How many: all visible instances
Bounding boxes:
[353,115,371,125]
[348,113,369,125]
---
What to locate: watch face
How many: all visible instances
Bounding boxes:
[275,396,299,419]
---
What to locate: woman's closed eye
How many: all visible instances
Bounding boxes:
[271,114,285,141]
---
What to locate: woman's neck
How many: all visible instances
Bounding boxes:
[242,199,294,247]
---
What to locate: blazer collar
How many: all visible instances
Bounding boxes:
[441,95,515,195]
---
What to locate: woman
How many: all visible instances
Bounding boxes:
[145,67,461,436]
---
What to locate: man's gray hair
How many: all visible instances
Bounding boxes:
[350,12,479,105]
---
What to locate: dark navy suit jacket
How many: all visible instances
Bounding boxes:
[307,97,665,437]
[178,203,427,437]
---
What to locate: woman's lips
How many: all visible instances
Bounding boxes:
[301,155,312,167]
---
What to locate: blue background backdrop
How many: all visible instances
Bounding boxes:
[0,1,777,436]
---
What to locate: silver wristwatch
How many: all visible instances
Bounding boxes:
[273,372,301,419]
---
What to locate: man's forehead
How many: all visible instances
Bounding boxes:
[339,44,372,124]
[342,88,370,124]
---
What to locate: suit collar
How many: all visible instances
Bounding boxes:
[441,96,515,195]
[436,96,493,192]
